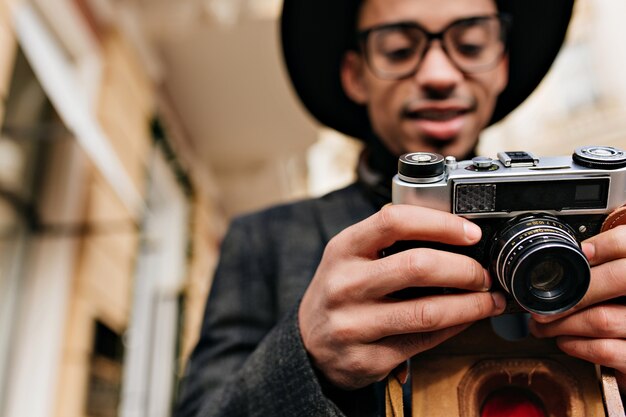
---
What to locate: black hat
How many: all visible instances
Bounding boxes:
[281,0,575,142]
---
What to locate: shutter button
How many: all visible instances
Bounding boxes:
[472,156,495,170]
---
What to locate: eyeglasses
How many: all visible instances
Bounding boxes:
[357,14,511,80]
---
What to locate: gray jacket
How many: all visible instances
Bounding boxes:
[175,183,388,417]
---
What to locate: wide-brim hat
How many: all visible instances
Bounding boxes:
[281,0,575,142]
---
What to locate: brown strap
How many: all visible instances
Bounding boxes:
[385,375,405,417]
[600,367,626,416]
[601,204,626,232]
[386,361,409,417]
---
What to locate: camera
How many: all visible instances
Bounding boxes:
[390,145,626,315]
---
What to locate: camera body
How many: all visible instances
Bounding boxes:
[391,145,626,315]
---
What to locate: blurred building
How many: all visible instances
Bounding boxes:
[0,1,624,417]
[0,1,227,417]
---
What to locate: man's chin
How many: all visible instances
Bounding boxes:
[391,131,477,159]
[402,136,458,156]
[422,134,480,160]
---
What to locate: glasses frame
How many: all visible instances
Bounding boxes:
[357,13,512,80]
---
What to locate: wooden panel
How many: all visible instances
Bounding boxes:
[77,234,136,331]
[0,6,16,102]
[101,30,153,118]
[0,99,5,128]
[85,171,135,224]
[99,117,148,194]
[55,298,93,417]
[95,29,156,196]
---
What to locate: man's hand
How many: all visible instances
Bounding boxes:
[530,225,626,395]
[298,205,506,390]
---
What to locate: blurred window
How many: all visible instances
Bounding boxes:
[0,50,67,415]
[0,49,48,410]
[86,321,124,417]
[0,53,48,413]
[0,163,30,412]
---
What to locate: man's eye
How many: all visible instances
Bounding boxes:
[384,47,415,62]
[456,43,485,57]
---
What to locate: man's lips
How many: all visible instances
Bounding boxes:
[404,108,468,120]
[402,102,474,139]
[403,108,468,139]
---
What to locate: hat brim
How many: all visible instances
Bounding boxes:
[281,0,575,141]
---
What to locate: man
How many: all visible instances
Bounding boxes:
[176,0,626,416]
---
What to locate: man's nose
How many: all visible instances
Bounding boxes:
[413,42,463,96]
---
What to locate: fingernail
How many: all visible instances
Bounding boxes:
[464,222,482,242]
[582,242,595,261]
[482,270,491,291]
[491,291,506,311]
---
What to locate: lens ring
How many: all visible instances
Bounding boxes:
[510,244,590,315]
[494,224,578,291]
[490,214,590,315]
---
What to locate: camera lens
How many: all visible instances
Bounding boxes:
[529,259,564,292]
[490,214,590,315]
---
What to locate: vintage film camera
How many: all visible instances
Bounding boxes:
[388,145,626,417]
[392,145,626,315]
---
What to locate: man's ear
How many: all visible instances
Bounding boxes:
[496,55,510,95]
[340,51,369,105]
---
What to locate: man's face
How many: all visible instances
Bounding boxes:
[342,0,508,159]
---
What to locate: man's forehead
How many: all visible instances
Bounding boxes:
[357,0,498,30]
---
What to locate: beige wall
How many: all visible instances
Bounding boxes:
[0,0,16,127]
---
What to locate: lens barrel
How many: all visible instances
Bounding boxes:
[490,214,590,315]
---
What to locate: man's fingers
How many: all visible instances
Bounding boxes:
[334,204,482,258]
[373,323,472,367]
[361,248,489,297]
[321,323,472,389]
[361,291,506,341]
[532,259,626,323]
[554,337,626,374]
[530,304,626,339]
[583,225,626,266]
[530,226,626,324]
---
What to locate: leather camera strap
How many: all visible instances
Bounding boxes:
[385,375,405,417]
[601,204,626,232]
[600,366,625,416]
[385,360,409,417]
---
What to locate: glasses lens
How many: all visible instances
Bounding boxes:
[366,26,426,79]
[446,17,506,72]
